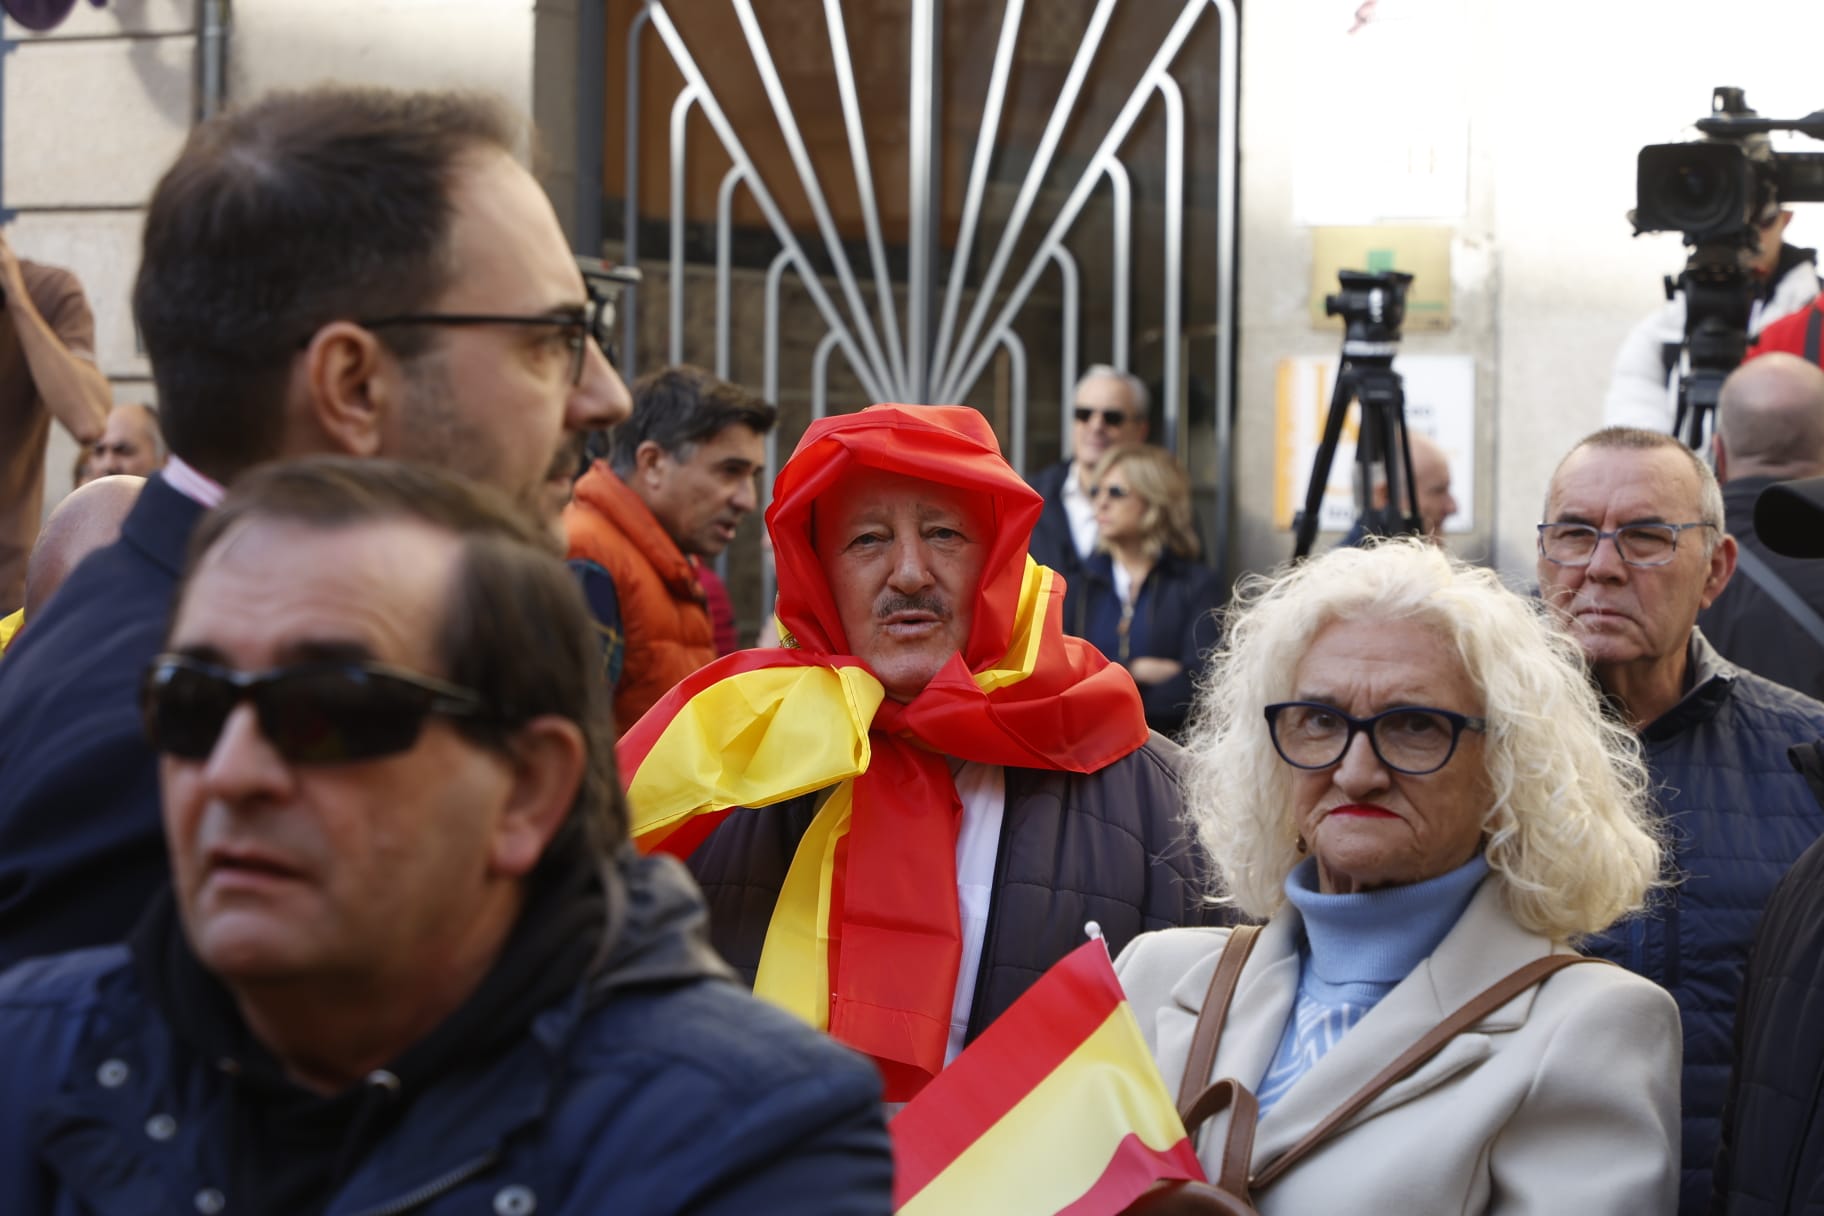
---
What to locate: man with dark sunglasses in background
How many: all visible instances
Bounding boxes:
[0,458,891,1214]
[0,85,632,970]
[1537,425,1824,1216]
[1026,364,1151,583]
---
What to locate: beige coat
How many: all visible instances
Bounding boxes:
[1114,879,1681,1215]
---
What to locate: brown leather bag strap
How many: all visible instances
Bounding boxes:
[1176,924,1263,1114]
[1177,1078,1260,1199]
[1248,953,1604,1192]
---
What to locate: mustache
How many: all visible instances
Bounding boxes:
[877,592,950,620]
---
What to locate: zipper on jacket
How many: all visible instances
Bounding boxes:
[1629,917,1646,975]
[345,1151,498,1216]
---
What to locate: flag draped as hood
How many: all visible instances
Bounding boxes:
[619,404,1148,1099]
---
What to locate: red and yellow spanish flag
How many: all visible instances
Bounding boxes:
[890,941,1206,1215]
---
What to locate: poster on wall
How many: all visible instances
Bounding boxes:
[1273,353,1476,534]
[1290,0,1470,225]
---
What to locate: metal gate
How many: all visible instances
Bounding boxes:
[609,0,1238,602]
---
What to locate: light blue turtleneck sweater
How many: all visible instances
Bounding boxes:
[1253,853,1490,1116]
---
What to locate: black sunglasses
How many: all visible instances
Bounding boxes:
[141,655,493,765]
[1089,483,1132,501]
[1074,406,1136,427]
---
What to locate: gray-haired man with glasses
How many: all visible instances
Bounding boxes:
[1538,424,1824,1216]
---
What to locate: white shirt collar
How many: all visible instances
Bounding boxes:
[161,455,226,509]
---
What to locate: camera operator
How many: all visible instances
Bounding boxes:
[1603,200,1819,433]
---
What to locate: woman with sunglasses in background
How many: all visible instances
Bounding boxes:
[1063,443,1221,739]
[1115,540,1679,1214]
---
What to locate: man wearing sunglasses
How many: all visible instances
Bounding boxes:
[1538,425,1824,1216]
[0,86,633,971]
[0,458,891,1214]
[1027,364,1151,580]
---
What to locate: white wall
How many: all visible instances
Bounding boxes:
[228,0,537,140]
[1233,0,1824,586]
[1486,0,1824,580]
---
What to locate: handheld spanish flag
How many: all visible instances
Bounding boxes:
[890,939,1206,1215]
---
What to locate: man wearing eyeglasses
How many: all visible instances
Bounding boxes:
[0,458,892,1214]
[1027,365,1150,580]
[1538,424,1824,1216]
[0,86,633,971]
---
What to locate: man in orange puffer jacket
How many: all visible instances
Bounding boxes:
[566,365,775,731]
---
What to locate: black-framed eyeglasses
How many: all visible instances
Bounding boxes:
[141,654,493,765]
[341,259,641,386]
[1536,521,1717,569]
[360,301,609,387]
[1090,483,1132,501]
[1264,701,1487,776]
[1074,406,1136,428]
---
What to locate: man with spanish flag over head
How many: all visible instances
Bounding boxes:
[620,403,1214,1103]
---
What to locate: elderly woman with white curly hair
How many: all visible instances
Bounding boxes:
[1116,539,1680,1215]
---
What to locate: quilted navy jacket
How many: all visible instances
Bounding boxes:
[1062,550,1223,738]
[0,853,893,1215]
[1584,632,1824,1216]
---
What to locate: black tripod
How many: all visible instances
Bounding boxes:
[1669,243,1754,450]
[1293,271,1421,560]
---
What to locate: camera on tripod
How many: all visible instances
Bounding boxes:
[1326,269,1412,351]
[1293,269,1421,559]
[1629,87,1824,448]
